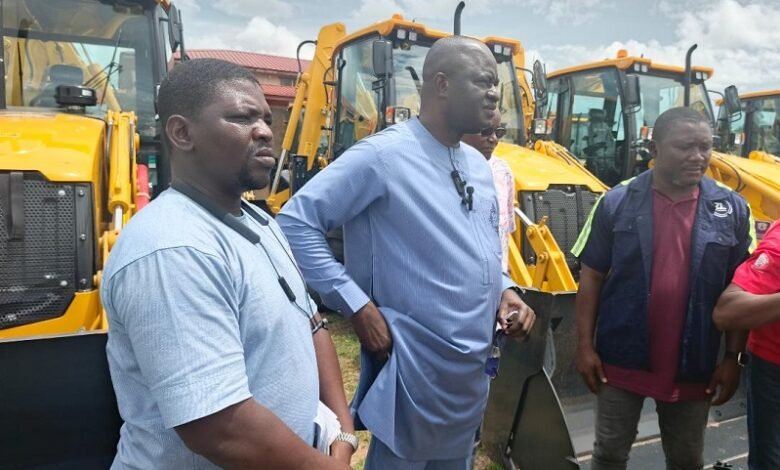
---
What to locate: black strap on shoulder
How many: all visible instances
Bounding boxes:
[170,182,267,244]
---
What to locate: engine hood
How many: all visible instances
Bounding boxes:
[493,141,607,193]
[712,151,780,192]
[0,111,105,182]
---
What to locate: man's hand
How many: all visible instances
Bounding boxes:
[330,441,354,467]
[577,346,607,394]
[707,359,742,406]
[350,302,392,361]
[497,288,536,340]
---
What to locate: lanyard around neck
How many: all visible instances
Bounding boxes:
[170,182,314,321]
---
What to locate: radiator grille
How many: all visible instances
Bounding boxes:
[0,173,78,329]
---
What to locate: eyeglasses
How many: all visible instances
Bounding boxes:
[480,126,507,139]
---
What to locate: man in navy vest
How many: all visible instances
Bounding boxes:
[572,106,755,470]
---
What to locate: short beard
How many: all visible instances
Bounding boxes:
[237,159,270,193]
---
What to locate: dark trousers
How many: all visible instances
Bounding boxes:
[747,353,780,470]
[591,384,710,470]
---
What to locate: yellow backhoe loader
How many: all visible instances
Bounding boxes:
[0,0,185,465]
[535,48,780,237]
[716,89,780,164]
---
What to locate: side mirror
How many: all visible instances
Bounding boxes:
[168,5,183,54]
[723,85,742,116]
[532,60,548,109]
[623,74,641,113]
[372,39,393,78]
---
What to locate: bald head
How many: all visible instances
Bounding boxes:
[422,36,493,82]
[418,36,499,139]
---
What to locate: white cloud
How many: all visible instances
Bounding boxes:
[516,0,613,25]
[400,0,492,19]
[349,0,493,25]
[349,0,405,24]
[676,0,780,50]
[212,0,295,19]
[186,33,231,50]
[234,17,304,56]
[350,0,611,24]
[529,0,780,92]
[185,16,304,57]
[172,0,200,13]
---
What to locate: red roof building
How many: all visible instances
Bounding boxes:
[175,49,310,105]
[174,49,311,157]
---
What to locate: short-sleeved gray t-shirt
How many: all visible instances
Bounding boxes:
[101,188,319,469]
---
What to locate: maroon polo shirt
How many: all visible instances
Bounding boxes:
[603,187,709,402]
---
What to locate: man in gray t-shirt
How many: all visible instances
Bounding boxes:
[101,59,354,469]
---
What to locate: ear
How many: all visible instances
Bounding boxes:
[433,72,449,99]
[648,139,658,160]
[165,115,194,152]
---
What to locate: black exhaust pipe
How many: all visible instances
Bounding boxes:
[454,1,465,35]
[683,44,697,107]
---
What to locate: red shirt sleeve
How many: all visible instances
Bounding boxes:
[732,222,780,295]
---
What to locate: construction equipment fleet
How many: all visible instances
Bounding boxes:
[15,3,763,468]
[0,0,184,466]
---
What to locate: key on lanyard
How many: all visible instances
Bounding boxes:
[485,330,505,379]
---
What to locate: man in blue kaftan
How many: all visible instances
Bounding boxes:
[277,36,536,469]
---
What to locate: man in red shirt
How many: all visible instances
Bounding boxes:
[573,107,754,469]
[714,221,780,469]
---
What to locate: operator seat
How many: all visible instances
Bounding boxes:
[584,108,615,157]
[584,108,620,185]
[30,65,84,107]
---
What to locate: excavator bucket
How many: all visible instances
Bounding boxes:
[0,332,120,468]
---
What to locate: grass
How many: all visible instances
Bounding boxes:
[325,312,504,470]
[326,313,370,468]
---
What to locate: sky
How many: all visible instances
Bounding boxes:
[172,0,780,93]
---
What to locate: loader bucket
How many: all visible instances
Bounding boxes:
[0,332,121,468]
[545,292,748,455]
[482,289,579,469]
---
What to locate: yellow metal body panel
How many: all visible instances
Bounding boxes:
[708,151,780,223]
[523,216,578,292]
[548,53,713,79]
[338,14,450,45]
[0,291,103,340]
[0,108,139,340]
[749,150,780,164]
[739,89,780,101]
[715,90,780,107]
[0,112,104,182]
[521,140,609,192]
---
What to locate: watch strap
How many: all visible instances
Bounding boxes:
[724,350,749,367]
[334,431,359,451]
